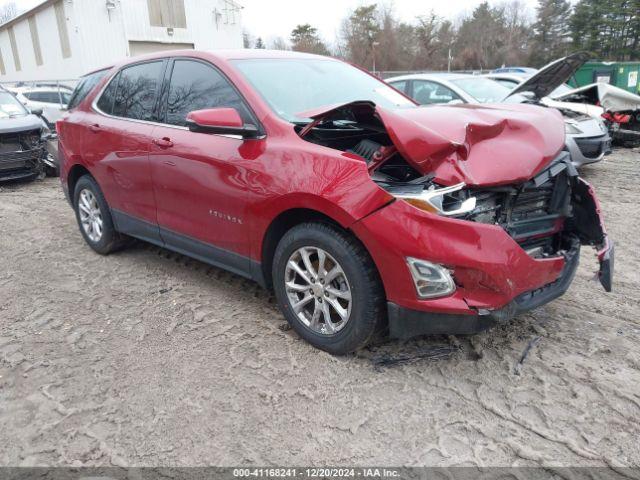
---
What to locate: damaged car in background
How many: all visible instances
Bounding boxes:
[0,87,57,182]
[488,52,640,146]
[388,52,612,167]
[57,50,613,354]
[552,83,640,146]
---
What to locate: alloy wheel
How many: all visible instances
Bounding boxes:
[78,189,103,243]
[284,246,352,335]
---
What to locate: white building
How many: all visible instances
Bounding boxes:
[0,0,243,82]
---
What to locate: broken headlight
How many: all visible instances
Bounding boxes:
[395,183,477,217]
[565,122,583,135]
[406,258,456,299]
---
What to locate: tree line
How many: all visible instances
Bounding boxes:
[244,0,640,72]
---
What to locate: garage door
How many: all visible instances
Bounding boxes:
[128,41,194,57]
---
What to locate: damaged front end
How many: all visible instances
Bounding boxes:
[554,83,640,145]
[297,100,613,337]
[0,128,48,182]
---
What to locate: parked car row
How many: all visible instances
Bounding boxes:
[52,49,613,354]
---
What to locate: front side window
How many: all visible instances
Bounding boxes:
[111,61,164,121]
[389,80,407,94]
[164,59,250,127]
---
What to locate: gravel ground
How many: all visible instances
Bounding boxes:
[0,148,639,468]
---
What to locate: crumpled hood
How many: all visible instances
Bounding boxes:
[304,101,566,187]
[0,114,45,134]
[553,83,640,112]
[506,52,590,101]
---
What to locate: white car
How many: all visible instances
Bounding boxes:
[484,72,606,119]
[9,86,71,127]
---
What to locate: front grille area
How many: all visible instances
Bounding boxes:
[462,154,574,257]
[0,130,44,179]
[0,148,43,171]
[575,136,607,159]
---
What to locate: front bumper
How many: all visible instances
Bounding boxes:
[352,170,613,339]
[566,133,611,167]
[0,147,45,182]
[388,237,582,338]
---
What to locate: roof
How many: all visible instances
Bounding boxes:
[0,0,54,31]
[386,72,473,82]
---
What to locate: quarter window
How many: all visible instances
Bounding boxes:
[67,69,109,110]
[111,61,164,121]
[97,72,120,114]
[164,59,250,127]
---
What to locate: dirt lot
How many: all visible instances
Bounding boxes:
[0,149,639,468]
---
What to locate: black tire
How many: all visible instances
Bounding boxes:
[45,164,59,177]
[73,175,125,255]
[272,222,385,355]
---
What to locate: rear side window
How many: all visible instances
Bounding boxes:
[112,61,164,121]
[164,59,251,126]
[67,69,108,110]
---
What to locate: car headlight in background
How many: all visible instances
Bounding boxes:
[565,122,583,135]
[406,257,456,299]
[395,182,476,216]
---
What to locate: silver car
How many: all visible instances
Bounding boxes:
[387,72,611,167]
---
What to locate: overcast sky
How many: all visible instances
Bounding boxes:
[3,0,539,45]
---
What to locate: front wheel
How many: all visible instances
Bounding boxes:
[272,222,385,355]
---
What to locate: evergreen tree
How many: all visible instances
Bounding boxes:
[290,24,330,55]
[529,0,571,66]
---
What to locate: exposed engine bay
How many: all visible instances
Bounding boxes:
[296,101,612,291]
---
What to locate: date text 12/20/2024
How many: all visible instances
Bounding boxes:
[232,468,401,478]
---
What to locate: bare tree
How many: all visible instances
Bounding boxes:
[269,37,289,51]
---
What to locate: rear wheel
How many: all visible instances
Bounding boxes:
[272,222,385,355]
[73,175,125,254]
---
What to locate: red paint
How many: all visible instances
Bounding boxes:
[57,50,608,319]
[186,108,244,128]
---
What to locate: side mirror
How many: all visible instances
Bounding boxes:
[186,108,259,138]
[447,99,464,105]
[30,107,43,117]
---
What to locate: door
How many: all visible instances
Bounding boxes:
[149,58,259,270]
[81,60,167,240]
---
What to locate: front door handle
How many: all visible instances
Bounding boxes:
[153,137,174,148]
[89,124,101,133]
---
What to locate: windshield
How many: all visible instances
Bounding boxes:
[232,58,415,122]
[0,91,28,118]
[450,77,513,103]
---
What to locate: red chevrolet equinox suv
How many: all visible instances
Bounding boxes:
[57,50,613,354]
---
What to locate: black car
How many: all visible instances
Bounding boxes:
[0,87,56,182]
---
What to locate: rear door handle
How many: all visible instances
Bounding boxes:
[89,124,101,133]
[153,137,174,148]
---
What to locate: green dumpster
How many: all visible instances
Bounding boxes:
[569,61,640,94]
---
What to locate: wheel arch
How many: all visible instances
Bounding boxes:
[67,164,92,202]
[259,207,386,299]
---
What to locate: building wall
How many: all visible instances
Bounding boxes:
[0,0,243,83]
